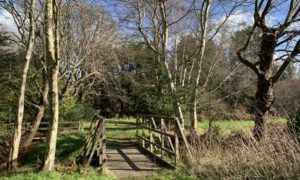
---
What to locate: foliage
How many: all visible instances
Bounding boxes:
[60,97,95,122]
[0,28,19,123]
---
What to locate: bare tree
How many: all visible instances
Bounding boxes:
[41,0,60,171]
[1,0,37,171]
[122,0,196,127]
[237,0,300,140]
[180,0,246,130]
[58,2,118,103]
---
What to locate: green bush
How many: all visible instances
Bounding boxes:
[60,97,95,122]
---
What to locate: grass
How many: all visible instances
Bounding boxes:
[0,132,117,179]
[148,170,196,180]
[2,171,117,180]
[0,118,137,179]
[185,126,300,179]
[106,118,137,141]
[0,117,293,179]
[197,118,287,135]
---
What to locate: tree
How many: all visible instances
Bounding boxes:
[237,0,300,140]
[41,0,60,171]
[1,0,37,171]
[119,0,196,127]
[181,0,246,130]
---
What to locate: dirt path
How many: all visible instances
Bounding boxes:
[106,140,161,180]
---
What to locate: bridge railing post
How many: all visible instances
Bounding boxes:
[161,118,165,160]
[149,118,153,153]
[99,119,106,168]
[175,121,179,166]
[142,117,145,148]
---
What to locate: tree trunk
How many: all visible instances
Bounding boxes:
[22,78,49,147]
[159,1,185,128]
[189,0,210,131]
[189,89,198,130]
[8,0,36,171]
[253,75,274,140]
[253,33,276,140]
[41,0,60,171]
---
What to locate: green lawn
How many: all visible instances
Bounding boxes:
[198,118,287,135]
[2,171,117,180]
[106,118,137,140]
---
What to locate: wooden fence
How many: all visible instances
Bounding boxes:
[80,116,106,168]
[136,115,190,167]
[2,121,87,136]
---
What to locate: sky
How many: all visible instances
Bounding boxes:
[0,9,17,32]
[0,0,299,72]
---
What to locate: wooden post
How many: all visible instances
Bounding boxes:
[161,118,165,159]
[99,119,106,167]
[174,128,179,166]
[149,118,153,153]
[142,117,145,148]
[78,122,83,132]
[136,117,140,145]
[98,126,102,166]
[102,119,106,165]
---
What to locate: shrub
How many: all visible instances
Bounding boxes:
[185,126,300,179]
[61,98,95,122]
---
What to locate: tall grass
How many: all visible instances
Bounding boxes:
[185,125,300,179]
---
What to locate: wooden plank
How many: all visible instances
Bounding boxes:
[174,131,179,166]
[136,135,175,156]
[101,119,107,167]
[84,120,101,158]
[161,118,165,160]
[137,124,174,137]
[161,119,175,153]
[175,118,191,156]
[137,143,176,168]
[150,117,175,151]
[149,121,153,152]
[137,114,176,122]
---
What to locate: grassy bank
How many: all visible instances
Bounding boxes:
[0,132,116,179]
[197,118,287,135]
[2,171,117,180]
[1,118,296,180]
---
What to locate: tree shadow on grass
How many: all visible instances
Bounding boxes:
[19,133,85,167]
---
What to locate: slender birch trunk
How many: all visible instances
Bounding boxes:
[189,0,210,130]
[8,0,36,171]
[41,0,60,171]
[22,74,49,147]
[159,0,185,127]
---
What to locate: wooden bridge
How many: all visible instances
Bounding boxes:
[1,115,190,179]
[80,114,191,179]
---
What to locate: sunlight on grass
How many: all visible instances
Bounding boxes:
[106,118,137,140]
[198,120,254,134]
[2,171,117,180]
[198,118,287,135]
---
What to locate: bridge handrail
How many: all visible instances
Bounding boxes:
[135,114,190,167]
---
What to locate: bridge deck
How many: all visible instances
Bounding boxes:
[106,140,161,179]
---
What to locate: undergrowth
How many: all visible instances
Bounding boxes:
[184,125,300,179]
